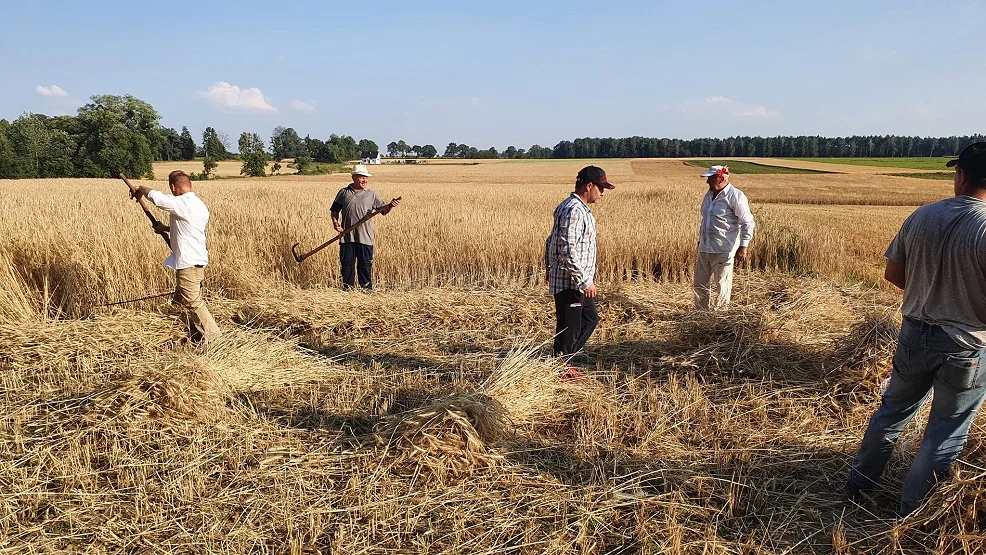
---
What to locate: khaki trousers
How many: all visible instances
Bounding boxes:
[174,266,220,343]
[693,252,735,311]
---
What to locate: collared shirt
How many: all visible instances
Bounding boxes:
[330,185,386,245]
[698,183,755,254]
[886,196,986,349]
[545,193,596,295]
[146,190,210,270]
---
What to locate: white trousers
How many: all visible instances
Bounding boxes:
[693,251,734,311]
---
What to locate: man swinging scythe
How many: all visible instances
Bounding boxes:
[123,170,220,346]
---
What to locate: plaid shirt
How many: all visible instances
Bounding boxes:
[545,193,596,295]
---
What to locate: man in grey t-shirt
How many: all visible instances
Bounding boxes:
[847,142,986,515]
[330,164,400,290]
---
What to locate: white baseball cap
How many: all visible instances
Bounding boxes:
[352,164,372,177]
[700,165,729,177]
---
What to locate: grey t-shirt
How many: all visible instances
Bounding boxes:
[330,185,386,245]
[886,195,986,348]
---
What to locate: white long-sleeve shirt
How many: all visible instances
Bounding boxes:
[146,190,210,270]
[698,183,755,255]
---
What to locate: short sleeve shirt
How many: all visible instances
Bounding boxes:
[330,185,386,245]
[886,196,986,348]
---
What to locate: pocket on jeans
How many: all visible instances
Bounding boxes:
[892,343,914,377]
[941,352,984,392]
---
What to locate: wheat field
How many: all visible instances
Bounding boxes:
[2,158,980,554]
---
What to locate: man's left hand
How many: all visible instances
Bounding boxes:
[130,186,150,201]
[390,198,401,208]
[735,246,749,264]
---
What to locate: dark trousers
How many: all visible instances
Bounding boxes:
[553,288,599,357]
[340,242,374,290]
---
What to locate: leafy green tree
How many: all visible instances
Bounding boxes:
[202,157,217,179]
[70,95,160,177]
[327,134,359,163]
[202,127,230,160]
[238,132,270,177]
[294,156,313,173]
[0,119,25,178]
[271,126,305,160]
[305,136,332,162]
[156,127,181,161]
[444,142,458,158]
[180,127,196,160]
[396,140,409,157]
[8,114,51,177]
[419,144,437,158]
[387,141,399,158]
[358,139,379,158]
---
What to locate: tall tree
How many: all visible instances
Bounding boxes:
[238,132,269,177]
[327,134,359,163]
[419,144,437,158]
[271,126,304,160]
[73,95,160,178]
[179,127,196,160]
[202,127,230,160]
[358,139,379,158]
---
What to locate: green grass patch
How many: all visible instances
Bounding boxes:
[684,160,833,174]
[884,172,954,181]
[784,157,954,170]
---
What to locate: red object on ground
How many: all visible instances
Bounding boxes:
[561,365,586,382]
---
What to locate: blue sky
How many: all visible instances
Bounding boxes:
[1,1,983,150]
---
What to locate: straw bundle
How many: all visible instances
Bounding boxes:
[374,393,508,477]
[481,344,592,428]
[89,361,231,423]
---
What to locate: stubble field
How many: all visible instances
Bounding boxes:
[2,158,981,554]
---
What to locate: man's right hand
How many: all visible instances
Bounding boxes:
[333,222,344,233]
[584,283,597,298]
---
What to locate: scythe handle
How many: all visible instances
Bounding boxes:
[119,173,171,247]
[292,196,401,264]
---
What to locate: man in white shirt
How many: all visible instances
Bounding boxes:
[132,170,220,345]
[694,165,755,311]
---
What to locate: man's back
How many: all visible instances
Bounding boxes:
[890,196,986,348]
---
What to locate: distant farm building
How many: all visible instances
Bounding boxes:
[362,153,382,165]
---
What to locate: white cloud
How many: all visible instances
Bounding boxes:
[290,99,316,112]
[199,81,276,112]
[674,96,781,119]
[740,105,781,119]
[36,85,68,97]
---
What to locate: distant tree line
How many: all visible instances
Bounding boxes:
[438,135,986,160]
[0,96,382,179]
[3,94,983,180]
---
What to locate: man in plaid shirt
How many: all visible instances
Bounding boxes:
[545,166,615,371]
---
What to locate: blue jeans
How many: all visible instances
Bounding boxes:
[849,316,986,514]
[339,242,374,290]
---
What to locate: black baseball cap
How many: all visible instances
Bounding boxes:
[576,166,615,189]
[946,142,986,179]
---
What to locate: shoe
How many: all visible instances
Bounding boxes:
[561,365,586,382]
[843,482,865,504]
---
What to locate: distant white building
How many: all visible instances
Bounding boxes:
[362,153,382,165]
